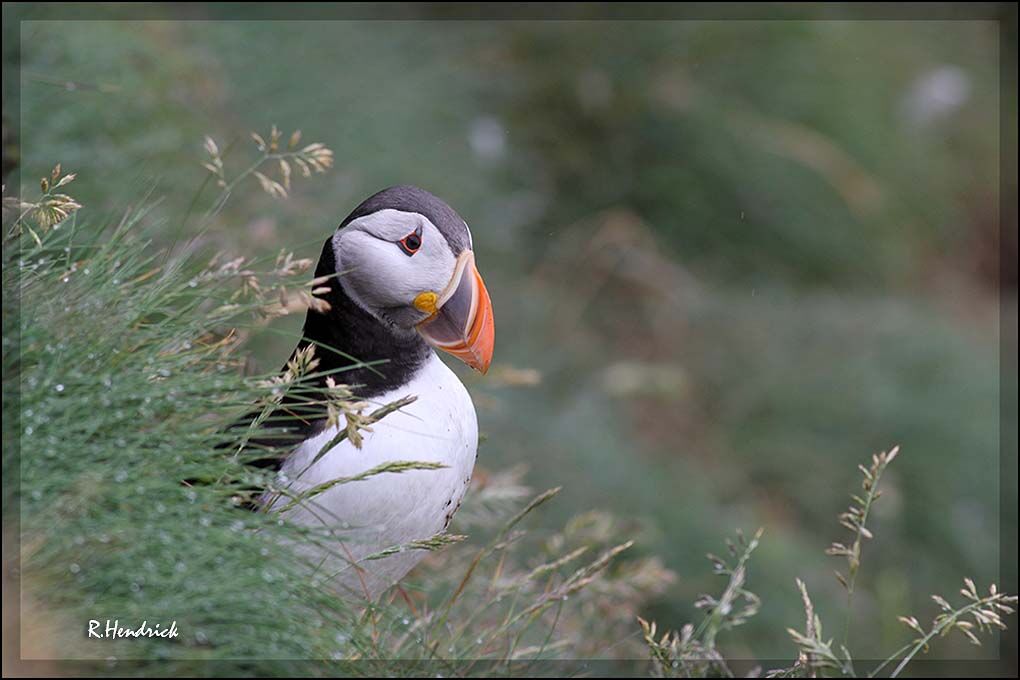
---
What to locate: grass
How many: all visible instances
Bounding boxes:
[6,22,1008,665]
[637,446,1016,678]
[3,157,670,673]
[6,141,1013,676]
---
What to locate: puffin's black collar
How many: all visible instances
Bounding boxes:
[234,237,431,466]
[298,236,432,399]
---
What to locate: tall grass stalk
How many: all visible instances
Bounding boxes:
[829,446,899,648]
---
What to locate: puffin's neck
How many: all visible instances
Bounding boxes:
[295,239,432,399]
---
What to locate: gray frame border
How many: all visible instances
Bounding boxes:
[1,2,1016,677]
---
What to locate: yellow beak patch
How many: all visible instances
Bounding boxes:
[413,291,439,315]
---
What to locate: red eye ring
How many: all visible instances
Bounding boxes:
[398,228,423,256]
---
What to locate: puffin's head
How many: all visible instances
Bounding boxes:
[329,185,494,373]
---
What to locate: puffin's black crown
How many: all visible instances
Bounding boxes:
[338,185,472,254]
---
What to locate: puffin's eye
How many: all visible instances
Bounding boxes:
[398,228,423,256]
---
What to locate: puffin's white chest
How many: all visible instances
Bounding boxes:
[272,353,477,599]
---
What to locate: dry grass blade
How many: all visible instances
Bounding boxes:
[639,529,763,678]
[200,126,334,214]
[275,460,446,513]
[445,487,562,611]
[364,533,468,561]
[879,581,1019,678]
[3,163,81,242]
[830,446,900,646]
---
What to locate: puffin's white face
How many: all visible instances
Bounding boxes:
[334,209,458,323]
[333,208,494,373]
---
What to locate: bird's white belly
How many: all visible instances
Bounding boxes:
[270,353,477,599]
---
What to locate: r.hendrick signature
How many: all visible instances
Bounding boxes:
[87,619,179,640]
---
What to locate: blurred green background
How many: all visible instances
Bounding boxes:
[5,4,1016,670]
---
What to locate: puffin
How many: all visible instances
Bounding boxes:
[251,185,494,600]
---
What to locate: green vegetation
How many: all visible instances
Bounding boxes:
[4,7,1014,676]
[4,165,667,671]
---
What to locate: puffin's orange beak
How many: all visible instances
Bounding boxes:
[416,251,494,373]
